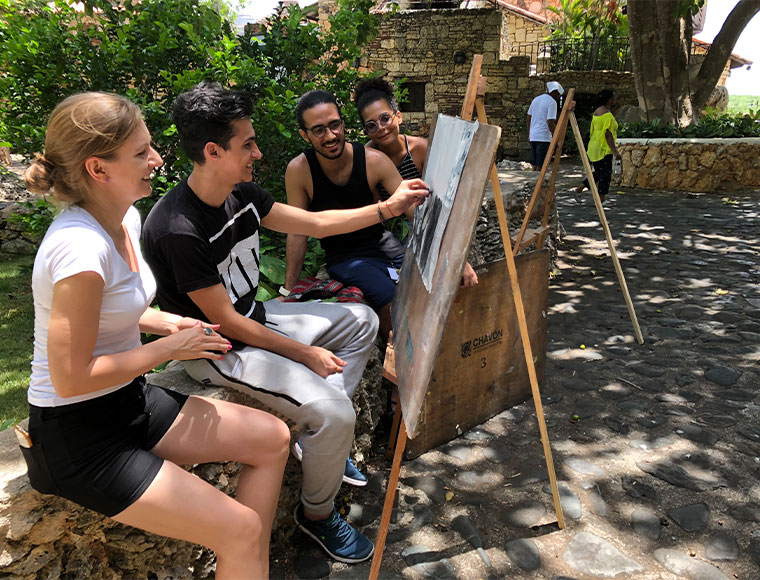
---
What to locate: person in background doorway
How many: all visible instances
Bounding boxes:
[527,81,563,171]
[574,88,622,203]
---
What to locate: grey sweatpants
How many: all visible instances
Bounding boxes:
[183,300,379,517]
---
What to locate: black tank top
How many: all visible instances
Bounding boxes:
[306,142,403,266]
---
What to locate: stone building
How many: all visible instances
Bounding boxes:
[314,0,751,159]
[355,1,636,158]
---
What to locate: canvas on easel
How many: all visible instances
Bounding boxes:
[391,115,501,439]
[370,57,565,580]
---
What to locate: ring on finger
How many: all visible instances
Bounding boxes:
[203,327,213,336]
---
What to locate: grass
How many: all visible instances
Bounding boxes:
[0,253,34,430]
[727,94,760,114]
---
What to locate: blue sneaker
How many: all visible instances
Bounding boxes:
[293,440,368,487]
[294,503,374,563]
[343,457,368,487]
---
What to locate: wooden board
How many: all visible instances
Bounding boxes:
[405,251,549,458]
[391,118,501,439]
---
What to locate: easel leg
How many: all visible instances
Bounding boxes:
[385,404,402,460]
[569,113,644,345]
[369,418,408,580]
[487,161,566,530]
[463,57,565,529]
[511,89,575,253]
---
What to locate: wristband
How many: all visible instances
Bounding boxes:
[278,286,291,297]
[385,200,396,218]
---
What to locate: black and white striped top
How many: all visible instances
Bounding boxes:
[377,135,422,200]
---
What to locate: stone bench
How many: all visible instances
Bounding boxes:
[1,343,387,578]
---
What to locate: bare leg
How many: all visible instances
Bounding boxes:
[378,302,392,342]
[114,397,290,579]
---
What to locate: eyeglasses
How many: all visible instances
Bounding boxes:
[305,119,344,139]
[363,112,395,135]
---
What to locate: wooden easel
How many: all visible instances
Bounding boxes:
[512,88,576,253]
[368,56,565,580]
[568,113,644,344]
[511,89,644,344]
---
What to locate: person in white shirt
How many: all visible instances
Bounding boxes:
[22,92,290,579]
[526,81,564,170]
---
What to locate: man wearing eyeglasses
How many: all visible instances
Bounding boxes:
[285,90,413,341]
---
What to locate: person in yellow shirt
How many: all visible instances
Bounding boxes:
[574,89,622,203]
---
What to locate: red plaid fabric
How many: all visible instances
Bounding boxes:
[283,277,365,304]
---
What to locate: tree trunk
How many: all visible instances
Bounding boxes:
[628,0,760,125]
[628,0,667,122]
[692,0,760,111]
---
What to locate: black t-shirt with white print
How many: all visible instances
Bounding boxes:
[142,178,275,348]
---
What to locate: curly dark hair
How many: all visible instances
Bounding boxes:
[597,89,615,107]
[172,81,254,164]
[295,90,341,130]
[353,77,398,122]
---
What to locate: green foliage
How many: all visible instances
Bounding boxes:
[675,0,706,19]
[547,0,628,40]
[7,198,55,238]
[619,109,760,138]
[0,254,35,430]
[0,0,381,287]
[237,0,378,200]
[728,95,760,115]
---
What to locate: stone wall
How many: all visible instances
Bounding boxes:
[538,70,636,110]
[501,10,547,59]
[617,138,760,192]
[363,8,542,157]
[0,202,40,255]
[363,7,636,159]
[0,169,41,255]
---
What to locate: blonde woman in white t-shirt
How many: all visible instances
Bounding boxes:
[22,92,289,579]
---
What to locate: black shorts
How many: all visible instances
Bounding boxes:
[22,377,188,517]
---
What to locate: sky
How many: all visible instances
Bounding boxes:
[694,0,760,96]
[236,0,759,96]
[235,0,312,29]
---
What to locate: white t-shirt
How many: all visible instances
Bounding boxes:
[527,93,558,142]
[29,205,156,407]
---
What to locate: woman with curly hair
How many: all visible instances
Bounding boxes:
[354,77,478,287]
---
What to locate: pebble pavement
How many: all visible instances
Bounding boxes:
[271,163,760,579]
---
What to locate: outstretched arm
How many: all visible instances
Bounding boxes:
[264,180,429,238]
[367,146,417,220]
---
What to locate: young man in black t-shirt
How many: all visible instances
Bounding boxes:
[143,82,428,564]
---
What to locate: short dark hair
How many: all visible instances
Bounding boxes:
[597,89,615,107]
[296,90,341,130]
[354,77,398,122]
[172,81,253,164]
